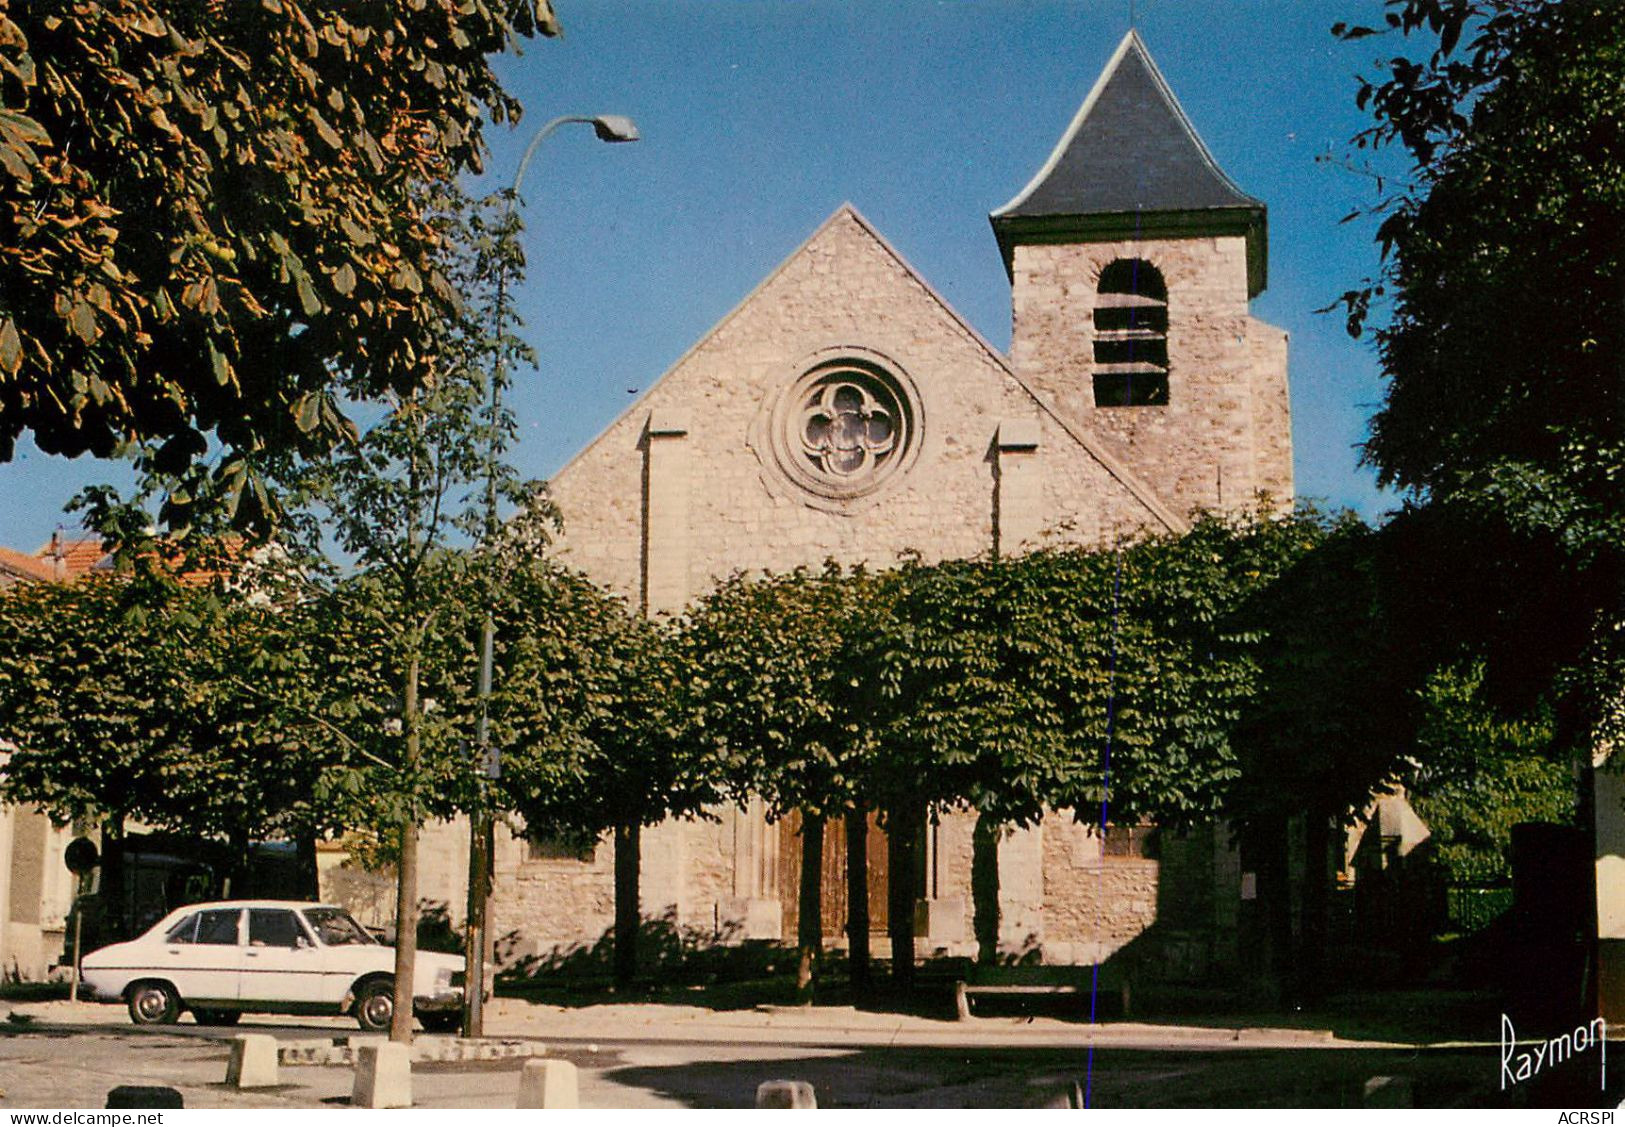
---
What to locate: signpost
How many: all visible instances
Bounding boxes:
[63,836,98,1002]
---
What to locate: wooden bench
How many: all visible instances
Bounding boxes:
[953,971,1130,1021]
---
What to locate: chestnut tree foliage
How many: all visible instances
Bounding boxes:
[495,563,712,988]
[0,503,1419,989]
[668,510,1393,981]
[680,564,884,991]
[0,0,555,531]
[0,568,346,844]
[1332,0,1625,737]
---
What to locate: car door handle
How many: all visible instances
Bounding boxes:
[245,951,260,958]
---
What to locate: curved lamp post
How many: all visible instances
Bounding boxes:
[463,113,639,1038]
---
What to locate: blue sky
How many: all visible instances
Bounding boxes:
[0,0,1406,551]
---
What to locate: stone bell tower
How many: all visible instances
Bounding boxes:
[991,30,1292,518]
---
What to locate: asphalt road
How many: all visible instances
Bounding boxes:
[0,1008,1615,1109]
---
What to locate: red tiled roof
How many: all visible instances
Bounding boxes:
[36,535,109,578]
[5,534,249,586]
[0,546,56,583]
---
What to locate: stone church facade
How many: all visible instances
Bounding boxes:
[414,31,1293,973]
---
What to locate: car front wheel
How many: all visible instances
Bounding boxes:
[127,982,180,1026]
[354,980,394,1032]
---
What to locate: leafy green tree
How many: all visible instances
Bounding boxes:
[0,0,555,531]
[281,185,545,1039]
[1331,0,1625,737]
[0,575,204,836]
[681,564,881,997]
[0,562,352,939]
[871,552,1104,969]
[860,517,1284,978]
[496,562,712,990]
[1227,511,1413,1000]
[0,569,333,838]
[1409,661,1573,885]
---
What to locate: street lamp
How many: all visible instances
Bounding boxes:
[463,113,639,1038]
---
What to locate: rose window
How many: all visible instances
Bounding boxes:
[800,381,898,478]
[763,354,921,505]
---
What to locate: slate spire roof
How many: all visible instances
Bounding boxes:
[990,30,1268,295]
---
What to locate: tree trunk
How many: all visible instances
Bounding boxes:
[796,812,825,1003]
[463,613,496,1037]
[972,812,1001,966]
[1257,813,1294,1011]
[98,814,126,946]
[295,833,320,901]
[845,804,871,994]
[887,803,920,988]
[1297,809,1332,1006]
[613,821,641,990]
[390,652,422,1044]
[462,809,491,1037]
[226,826,251,898]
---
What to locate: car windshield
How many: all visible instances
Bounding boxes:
[301,907,373,946]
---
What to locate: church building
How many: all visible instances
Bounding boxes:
[416,30,1294,974]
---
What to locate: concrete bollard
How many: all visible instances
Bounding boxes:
[1363,1075,1413,1108]
[226,1033,279,1089]
[756,1079,817,1109]
[1038,1080,1086,1109]
[516,1058,580,1109]
[352,1041,412,1109]
[106,1086,184,1109]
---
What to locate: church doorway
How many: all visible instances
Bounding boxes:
[777,810,890,944]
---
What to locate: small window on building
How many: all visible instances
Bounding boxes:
[1093,259,1169,407]
[525,829,597,863]
[1103,824,1159,860]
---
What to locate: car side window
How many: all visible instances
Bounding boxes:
[249,909,306,948]
[162,914,199,944]
[195,909,241,946]
[302,907,370,946]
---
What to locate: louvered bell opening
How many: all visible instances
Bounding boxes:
[1093,262,1169,407]
[1093,293,1169,334]
[1093,369,1169,407]
[1093,335,1169,367]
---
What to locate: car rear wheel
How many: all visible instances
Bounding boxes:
[127,982,180,1026]
[354,980,393,1032]
[192,1008,241,1026]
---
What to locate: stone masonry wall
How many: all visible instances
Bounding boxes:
[462,205,1287,964]
[486,207,1182,956]
[1008,236,1292,518]
[546,208,1171,604]
[1246,320,1294,506]
[1040,817,1159,965]
[490,824,615,959]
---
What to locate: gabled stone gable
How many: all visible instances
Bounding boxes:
[469,36,1293,971]
[547,205,1181,612]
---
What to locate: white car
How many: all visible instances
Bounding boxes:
[79,900,470,1033]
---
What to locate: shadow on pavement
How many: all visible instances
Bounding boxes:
[602,1043,1622,1109]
